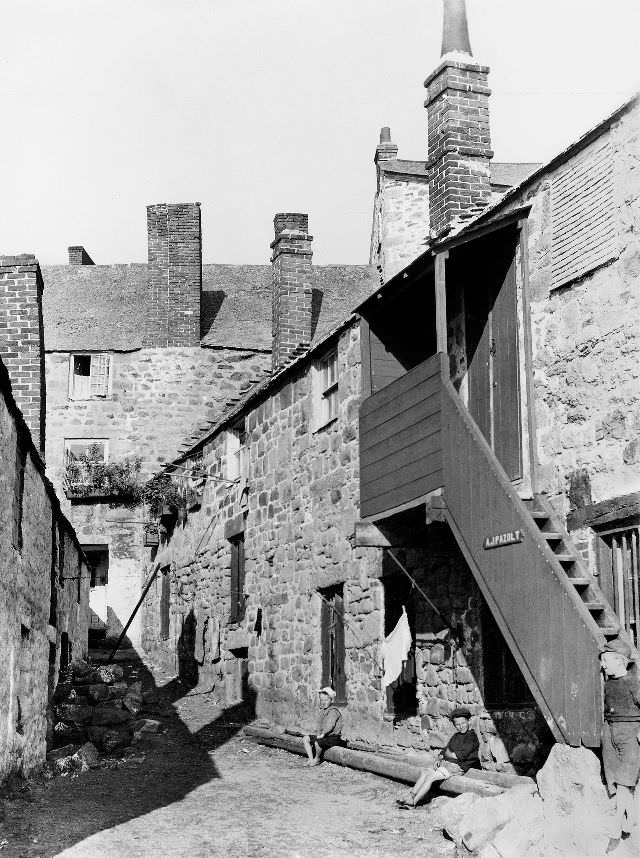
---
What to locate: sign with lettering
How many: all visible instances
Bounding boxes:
[483,530,523,550]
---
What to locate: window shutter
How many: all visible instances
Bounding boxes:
[90,354,110,397]
[551,139,617,289]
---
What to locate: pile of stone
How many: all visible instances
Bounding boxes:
[48,659,160,773]
[439,744,624,858]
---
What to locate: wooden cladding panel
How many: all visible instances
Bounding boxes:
[551,138,617,289]
[441,378,602,747]
[369,328,405,395]
[360,354,446,519]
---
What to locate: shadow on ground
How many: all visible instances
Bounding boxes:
[0,632,256,858]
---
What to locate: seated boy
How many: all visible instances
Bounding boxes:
[397,707,480,808]
[303,687,345,766]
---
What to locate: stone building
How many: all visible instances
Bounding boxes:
[139,0,639,774]
[0,255,90,784]
[42,205,374,647]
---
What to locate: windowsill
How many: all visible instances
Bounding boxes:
[68,394,111,402]
[313,416,338,434]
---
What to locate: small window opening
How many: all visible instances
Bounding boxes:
[160,567,170,641]
[229,533,246,623]
[83,545,109,587]
[13,437,27,551]
[319,584,347,706]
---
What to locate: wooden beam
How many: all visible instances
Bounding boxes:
[353,520,418,548]
[519,218,539,495]
[359,317,372,399]
[434,251,448,354]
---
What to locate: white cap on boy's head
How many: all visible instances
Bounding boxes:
[318,687,336,699]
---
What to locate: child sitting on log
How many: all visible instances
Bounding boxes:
[302,687,345,767]
[397,707,480,808]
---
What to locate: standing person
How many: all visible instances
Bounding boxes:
[600,638,640,853]
[302,687,344,767]
[396,707,480,808]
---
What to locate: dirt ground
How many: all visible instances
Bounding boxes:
[0,652,455,858]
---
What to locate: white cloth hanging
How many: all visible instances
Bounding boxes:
[381,606,412,688]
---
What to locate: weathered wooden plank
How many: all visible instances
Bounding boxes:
[360,393,441,448]
[441,377,604,746]
[360,431,442,481]
[362,448,443,499]
[361,363,441,421]
[361,468,445,519]
[360,416,441,468]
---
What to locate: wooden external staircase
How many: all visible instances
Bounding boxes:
[359,352,637,747]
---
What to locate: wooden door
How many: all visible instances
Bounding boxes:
[465,255,521,481]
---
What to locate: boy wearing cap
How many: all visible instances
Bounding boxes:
[599,638,640,852]
[302,687,345,767]
[397,707,480,808]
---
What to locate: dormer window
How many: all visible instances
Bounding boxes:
[69,354,111,400]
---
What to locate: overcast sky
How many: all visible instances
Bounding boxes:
[1,1,638,266]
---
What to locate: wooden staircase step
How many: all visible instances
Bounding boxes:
[554,554,578,563]
[567,577,590,588]
[583,601,606,612]
[531,510,550,521]
[599,626,620,637]
[541,532,563,541]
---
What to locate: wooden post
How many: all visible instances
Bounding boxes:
[434,251,448,354]
[518,220,538,495]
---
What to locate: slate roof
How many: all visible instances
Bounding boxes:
[380,159,541,190]
[42,262,378,353]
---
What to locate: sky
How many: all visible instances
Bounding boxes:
[1,0,639,266]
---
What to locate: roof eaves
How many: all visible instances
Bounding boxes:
[169,314,360,468]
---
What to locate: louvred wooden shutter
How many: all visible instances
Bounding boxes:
[551,138,617,289]
[90,354,110,396]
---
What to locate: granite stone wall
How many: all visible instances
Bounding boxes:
[0,364,89,784]
[370,172,430,282]
[140,321,550,767]
[45,345,270,646]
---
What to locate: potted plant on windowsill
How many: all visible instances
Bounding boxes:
[64,446,143,502]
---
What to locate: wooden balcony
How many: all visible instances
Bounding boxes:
[359,352,447,520]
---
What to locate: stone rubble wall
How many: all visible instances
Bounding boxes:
[370,172,430,282]
[140,322,550,765]
[0,364,89,785]
[481,104,640,526]
[44,344,270,648]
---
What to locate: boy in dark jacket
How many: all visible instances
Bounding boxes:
[600,638,640,853]
[397,707,480,808]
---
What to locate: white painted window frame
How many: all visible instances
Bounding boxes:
[312,348,339,432]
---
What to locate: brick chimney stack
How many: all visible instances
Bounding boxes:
[68,246,94,265]
[424,0,493,237]
[144,203,202,347]
[0,255,46,451]
[270,213,313,370]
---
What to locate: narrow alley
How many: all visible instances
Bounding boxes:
[0,651,454,858]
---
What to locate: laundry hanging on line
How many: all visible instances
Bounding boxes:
[381,606,412,689]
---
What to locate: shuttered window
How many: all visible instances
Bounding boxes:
[70,354,111,399]
[597,526,639,648]
[551,139,617,289]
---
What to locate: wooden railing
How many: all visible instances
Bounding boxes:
[441,373,603,747]
[359,353,447,520]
